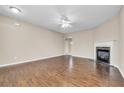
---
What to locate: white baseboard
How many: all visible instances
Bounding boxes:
[72,55,124,79]
[72,55,94,60]
[116,66,124,79]
[107,63,124,79]
[1,54,124,79]
[0,54,64,68]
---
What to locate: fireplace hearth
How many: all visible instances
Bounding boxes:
[96,47,110,64]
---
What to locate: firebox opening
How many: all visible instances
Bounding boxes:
[96,47,110,64]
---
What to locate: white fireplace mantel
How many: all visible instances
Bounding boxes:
[94,40,118,66]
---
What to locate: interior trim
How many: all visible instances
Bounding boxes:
[72,55,124,78]
[115,65,124,79]
[0,54,64,68]
[0,54,123,79]
[72,55,94,60]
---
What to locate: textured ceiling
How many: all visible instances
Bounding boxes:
[0,5,121,33]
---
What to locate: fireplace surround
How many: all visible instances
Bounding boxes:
[94,41,118,66]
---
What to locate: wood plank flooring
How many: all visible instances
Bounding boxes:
[0,55,124,87]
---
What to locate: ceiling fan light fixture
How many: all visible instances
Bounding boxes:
[61,22,71,28]
[59,16,72,29]
[9,6,21,14]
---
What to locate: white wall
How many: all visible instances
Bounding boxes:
[0,16,64,65]
[93,17,119,42]
[67,30,94,59]
[64,8,124,77]
[65,16,120,67]
[93,16,120,67]
[93,6,124,77]
[119,6,124,77]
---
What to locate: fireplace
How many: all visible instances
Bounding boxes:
[96,47,110,64]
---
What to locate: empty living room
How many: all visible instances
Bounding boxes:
[0,1,124,91]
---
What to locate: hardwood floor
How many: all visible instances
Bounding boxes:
[0,55,124,87]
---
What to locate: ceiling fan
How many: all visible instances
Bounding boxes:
[58,15,72,30]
